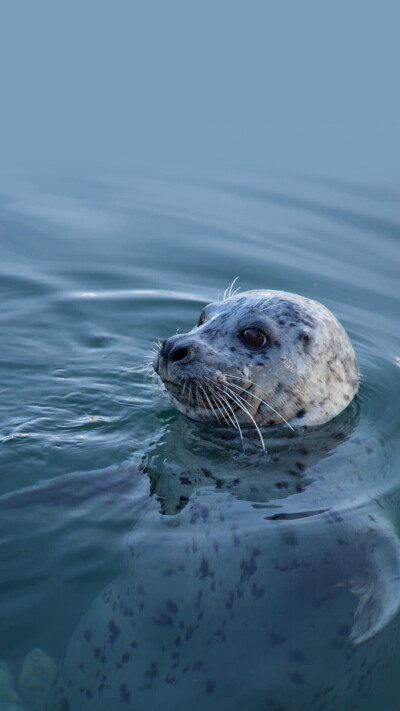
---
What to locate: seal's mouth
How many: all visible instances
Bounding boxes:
[162,375,221,413]
[160,371,262,422]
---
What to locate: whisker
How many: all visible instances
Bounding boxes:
[228,276,239,300]
[223,276,240,302]
[204,383,236,430]
[208,379,259,449]
[203,383,247,451]
[220,373,295,432]
[258,297,274,312]
[212,388,244,440]
[221,384,266,452]
[132,364,153,374]
[197,381,220,424]
[194,379,208,414]
[204,378,242,435]
[194,382,202,412]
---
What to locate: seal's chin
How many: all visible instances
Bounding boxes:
[162,376,218,420]
[160,373,258,426]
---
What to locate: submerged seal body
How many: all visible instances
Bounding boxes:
[154,290,359,432]
[50,435,400,711]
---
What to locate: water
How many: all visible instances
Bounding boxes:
[0,169,400,710]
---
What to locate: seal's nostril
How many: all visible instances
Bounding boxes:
[170,346,189,363]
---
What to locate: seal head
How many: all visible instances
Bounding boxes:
[154,290,359,429]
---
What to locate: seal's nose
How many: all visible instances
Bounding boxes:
[161,336,194,364]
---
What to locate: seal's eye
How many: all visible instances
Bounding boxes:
[197,312,205,327]
[240,328,268,349]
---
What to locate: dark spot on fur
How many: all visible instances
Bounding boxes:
[119,683,131,702]
[281,531,299,547]
[152,611,173,627]
[60,699,70,711]
[296,408,306,418]
[288,650,306,662]
[185,626,194,640]
[193,659,204,671]
[270,633,286,645]
[240,552,258,582]
[166,600,179,614]
[108,620,121,643]
[226,590,234,609]
[83,629,91,642]
[145,662,158,679]
[289,673,305,685]
[198,556,212,579]
[252,582,265,598]
[206,680,216,693]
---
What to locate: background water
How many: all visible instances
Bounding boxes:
[0,1,400,708]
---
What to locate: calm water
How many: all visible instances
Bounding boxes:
[0,169,400,710]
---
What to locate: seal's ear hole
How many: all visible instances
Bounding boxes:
[197,312,205,327]
[299,330,311,350]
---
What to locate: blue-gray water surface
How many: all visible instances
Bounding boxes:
[0,169,400,710]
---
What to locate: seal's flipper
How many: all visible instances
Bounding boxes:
[18,649,56,711]
[346,517,400,645]
[0,662,26,711]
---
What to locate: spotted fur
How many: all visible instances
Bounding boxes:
[48,428,400,711]
[154,290,359,430]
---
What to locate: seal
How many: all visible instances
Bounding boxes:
[154,290,359,440]
[47,434,400,711]
[3,290,400,711]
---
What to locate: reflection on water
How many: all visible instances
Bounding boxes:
[0,170,399,709]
